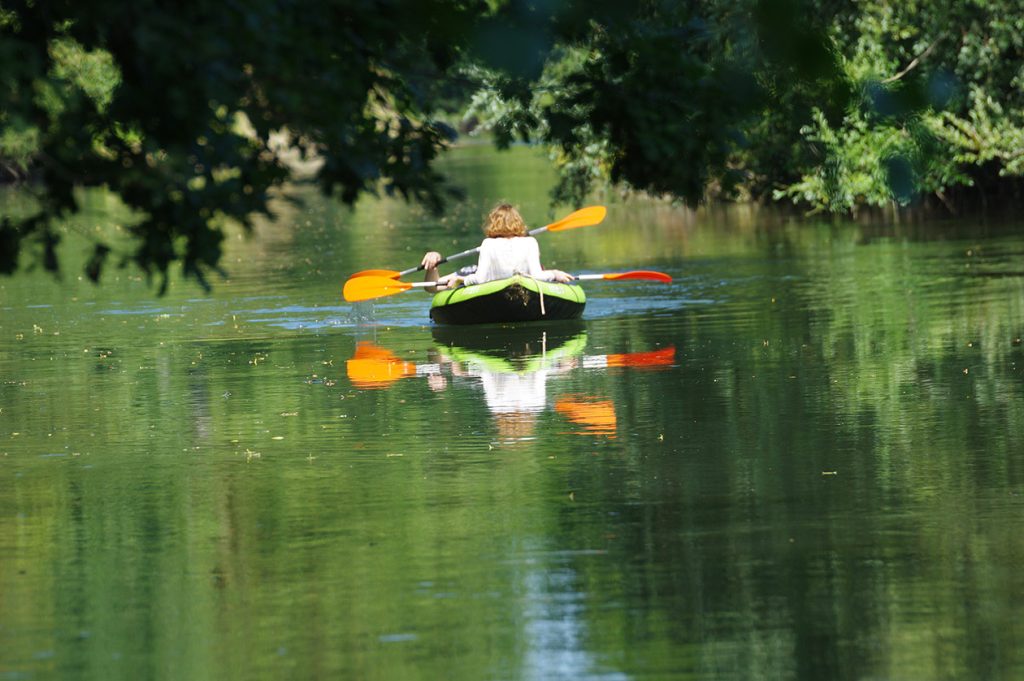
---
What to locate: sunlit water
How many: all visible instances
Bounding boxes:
[2,147,1023,681]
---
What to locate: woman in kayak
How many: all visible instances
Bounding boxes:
[422,203,574,290]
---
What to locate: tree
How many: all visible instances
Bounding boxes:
[767,0,1024,212]
[1,0,481,290]
[462,0,848,205]
[466,0,1024,214]
[6,0,1022,290]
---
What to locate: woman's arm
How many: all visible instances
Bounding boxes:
[523,237,545,277]
[541,269,574,283]
[422,251,466,291]
[422,250,442,292]
[528,237,574,283]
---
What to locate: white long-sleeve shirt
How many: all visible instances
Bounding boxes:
[461,236,558,285]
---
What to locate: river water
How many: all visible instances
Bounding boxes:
[1,145,1023,680]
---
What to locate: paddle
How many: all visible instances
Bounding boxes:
[575,270,672,283]
[346,205,607,280]
[343,270,672,302]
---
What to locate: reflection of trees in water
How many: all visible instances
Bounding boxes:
[543,300,1024,681]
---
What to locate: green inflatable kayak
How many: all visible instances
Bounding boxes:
[430,275,586,325]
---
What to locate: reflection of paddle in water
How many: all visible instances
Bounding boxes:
[436,333,583,445]
[345,334,674,442]
[345,341,417,389]
[590,347,676,369]
[554,397,618,438]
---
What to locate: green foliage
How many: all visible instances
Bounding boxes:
[0,119,38,177]
[48,37,120,111]
[461,0,848,206]
[771,0,1024,212]
[931,86,1024,174]
[1,0,482,289]
[462,0,1022,215]
[776,106,970,213]
[4,0,1024,289]
[0,35,119,178]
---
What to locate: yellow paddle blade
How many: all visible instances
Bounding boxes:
[343,275,414,302]
[545,205,607,232]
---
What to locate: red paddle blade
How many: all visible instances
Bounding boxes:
[602,270,672,283]
[348,268,402,279]
[545,206,607,232]
[606,346,676,368]
[343,275,414,302]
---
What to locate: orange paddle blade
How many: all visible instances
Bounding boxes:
[602,270,672,283]
[347,268,401,279]
[343,275,414,302]
[555,396,618,437]
[545,206,607,232]
[347,342,416,389]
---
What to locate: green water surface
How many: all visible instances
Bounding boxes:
[2,146,1023,681]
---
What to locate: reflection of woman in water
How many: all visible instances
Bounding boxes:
[429,334,583,444]
[479,367,549,415]
[474,355,578,444]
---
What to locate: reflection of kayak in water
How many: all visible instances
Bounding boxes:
[346,336,674,440]
[347,332,674,390]
[345,331,589,390]
[432,325,588,374]
[437,332,587,415]
[430,275,586,325]
[430,320,585,358]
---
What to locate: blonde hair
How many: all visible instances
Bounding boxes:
[483,203,528,238]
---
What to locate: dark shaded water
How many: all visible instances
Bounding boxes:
[2,146,1023,680]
